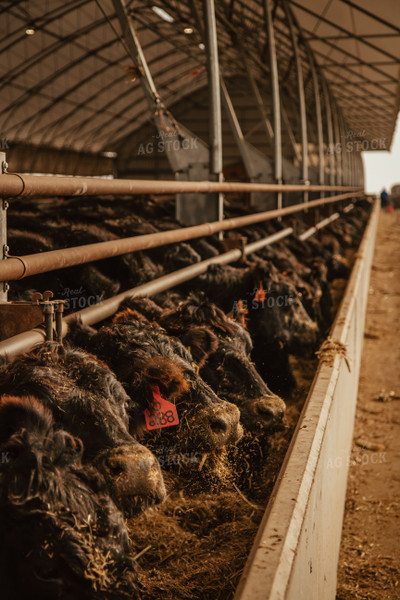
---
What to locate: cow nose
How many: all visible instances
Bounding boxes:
[203,402,243,449]
[253,396,286,430]
[209,415,229,434]
[98,444,166,515]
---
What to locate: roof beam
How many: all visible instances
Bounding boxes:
[288,0,400,62]
[300,26,398,83]
[304,33,400,41]
[338,0,400,34]
[37,56,201,149]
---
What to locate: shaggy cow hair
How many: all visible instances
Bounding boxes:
[0,395,138,600]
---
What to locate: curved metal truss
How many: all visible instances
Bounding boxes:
[0,0,399,183]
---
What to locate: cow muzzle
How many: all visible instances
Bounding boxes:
[251,395,287,432]
[98,443,166,516]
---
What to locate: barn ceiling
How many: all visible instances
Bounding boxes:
[0,0,399,168]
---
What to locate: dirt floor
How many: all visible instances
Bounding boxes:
[336,210,400,600]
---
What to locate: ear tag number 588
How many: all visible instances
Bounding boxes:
[144,385,179,430]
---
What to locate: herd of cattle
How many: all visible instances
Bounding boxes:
[0,195,371,599]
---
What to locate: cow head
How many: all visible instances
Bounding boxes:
[0,344,166,517]
[159,294,287,434]
[0,395,138,600]
[94,317,243,459]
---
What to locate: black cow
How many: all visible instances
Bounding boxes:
[0,343,166,516]
[0,395,138,600]
[195,259,318,393]
[117,295,286,434]
[68,316,243,462]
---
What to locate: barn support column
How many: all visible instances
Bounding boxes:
[280,103,302,170]
[355,151,359,187]
[112,0,219,226]
[356,150,360,187]
[308,56,325,201]
[284,0,309,205]
[349,139,354,186]
[202,0,224,225]
[220,79,274,209]
[263,0,283,210]
[322,78,336,194]
[0,152,8,301]
[345,116,352,187]
[332,99,343,186]
[360,151,365,188]
[353,150,363,186]
[339,113,348,186]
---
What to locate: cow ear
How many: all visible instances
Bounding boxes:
[0,395,53,445]
[67,317,97,349]
[142,357,189,400]
[181,326,219,368]
[117,296,163,321]
[227,300,248,329]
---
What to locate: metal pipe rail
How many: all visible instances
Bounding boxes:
[0,173,362,198]
[0,201,361,358]
[0,227,294,357]
[298,212,340,242]
[0,191,363,282]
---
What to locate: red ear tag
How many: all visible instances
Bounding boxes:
[144,385,179,430]
[254,280,266,303]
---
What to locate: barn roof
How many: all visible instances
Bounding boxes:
[1,0,399,171]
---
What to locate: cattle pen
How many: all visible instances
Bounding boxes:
[0,165,379,598]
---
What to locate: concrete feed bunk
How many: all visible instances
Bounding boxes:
[235,200,379,600]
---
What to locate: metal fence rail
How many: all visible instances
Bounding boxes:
[0,191,363,282]
[0,173,362,198]
[0,201,364,357]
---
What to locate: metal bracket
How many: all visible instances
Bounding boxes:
[221,79,275,210]
[222,235,247,255]
[0,290,65,342]
[152,110,218,225]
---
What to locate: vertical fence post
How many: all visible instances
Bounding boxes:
[332,100,342,187]
[361,151,365,188]
[349,140,354,187]
[284,0,309,206]
[203,0,224,227]
[0,152,8,302]
[340,113,348,186]
[307,55,324,223]
[322,78,336,199]
[264,0,282,210]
